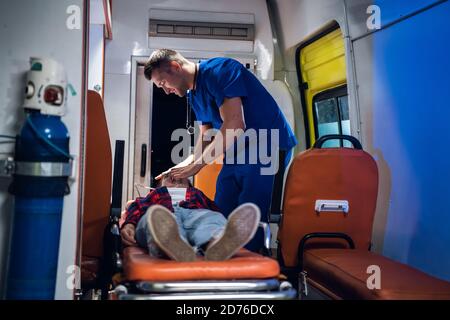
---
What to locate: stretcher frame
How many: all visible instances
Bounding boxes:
[110,222,296,300]
[102,145,296,300]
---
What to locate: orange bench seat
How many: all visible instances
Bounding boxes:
[123,246,280,282]
[304,249,450,300]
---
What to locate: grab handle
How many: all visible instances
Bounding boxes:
[313,135,362,149]
[315,200,349,214]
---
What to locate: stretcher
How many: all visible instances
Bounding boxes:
[80,90,296,300]
[110,238,295,300]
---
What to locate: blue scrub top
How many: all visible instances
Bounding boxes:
[187,57,297,152]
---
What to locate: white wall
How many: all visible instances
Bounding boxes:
[272,0,394,252]
[104,0,276,206]
[272,0,349,153]
[275,0,346,71]
[88,24,104,96]
[0,0,86,299]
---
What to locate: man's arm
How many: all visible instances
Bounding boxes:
[170,97,245,179]
[197,97,245,164]
[155,123,212,180]
[194,123,214,163]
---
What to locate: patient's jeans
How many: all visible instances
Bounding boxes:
[134,204,227,257]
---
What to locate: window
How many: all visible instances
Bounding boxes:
[296,24,347,147]
[313,85,351,147]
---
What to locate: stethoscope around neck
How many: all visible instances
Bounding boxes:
[185,63,198,135]
[186,93,195,135]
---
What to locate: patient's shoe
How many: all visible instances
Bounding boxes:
[147,205,196,262]
[205,203,260,261]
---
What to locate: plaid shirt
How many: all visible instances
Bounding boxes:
[123,186,221,226]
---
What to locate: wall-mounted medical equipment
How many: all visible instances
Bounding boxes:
[6,57,72,299]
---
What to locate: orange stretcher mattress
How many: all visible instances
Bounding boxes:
[123,246,280,282]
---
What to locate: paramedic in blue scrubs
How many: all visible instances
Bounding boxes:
[144,49,297,252]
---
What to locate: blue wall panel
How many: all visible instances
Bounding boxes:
[374,0,450,280]
[375,0,442,26]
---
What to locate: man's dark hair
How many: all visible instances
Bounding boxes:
[144,49,186,81]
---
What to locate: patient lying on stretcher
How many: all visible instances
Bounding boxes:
[120,175,260,261]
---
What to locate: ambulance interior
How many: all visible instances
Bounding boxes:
[0,0,450,300]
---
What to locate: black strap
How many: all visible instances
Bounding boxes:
[99,140,125,298]
[269,150,287,223]
[110,140,124,219]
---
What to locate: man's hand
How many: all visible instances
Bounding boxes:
[169,162,205,180]
[120,223,137,247]
[155,154,196,180]
[155,168,172,181]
